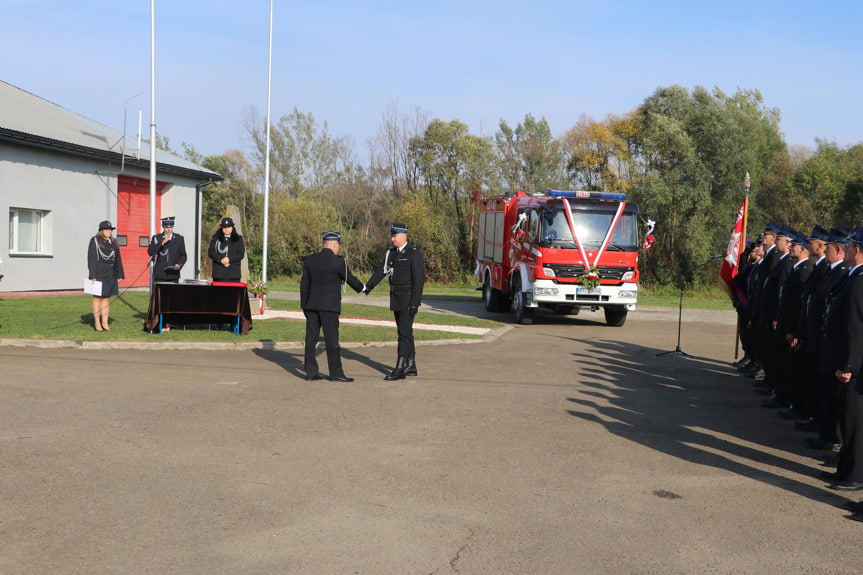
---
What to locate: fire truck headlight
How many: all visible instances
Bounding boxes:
[621,271,635,281]
[542,267,555,277]
[534,287,559,296]
[618,290,637,298]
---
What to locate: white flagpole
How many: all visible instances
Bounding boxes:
[149,0,157,292]
[261,0,274,287]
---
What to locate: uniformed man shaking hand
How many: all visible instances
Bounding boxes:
[365,222,426,381]
[300,231,366,382]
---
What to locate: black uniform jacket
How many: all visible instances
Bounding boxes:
[817,262,850,375]
[834,265,863,376]
[777,258,812,337]
[147,232,187,280]
[758,252,793,327]
[300,248,365,314]
[746,259,767,321]
[87,236,125,282]
[208,232,245,281]
[796,257,830,343]
[367,243,425,312]
[761,245,781,275]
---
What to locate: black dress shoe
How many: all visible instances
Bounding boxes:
[806,437,839,450]
[305,374,322,381]
[849,512,863,523]
[830,481,863,491]
[329,375,354,382]
[842,500,863,512]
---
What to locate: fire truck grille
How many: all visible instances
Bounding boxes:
[545,264,634,281]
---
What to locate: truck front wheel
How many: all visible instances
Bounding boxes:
[604,306,628,327]
[512,276,534,325]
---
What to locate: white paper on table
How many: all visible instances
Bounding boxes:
[84,278,102,295]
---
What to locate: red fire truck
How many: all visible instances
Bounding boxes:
[476,189,651,326]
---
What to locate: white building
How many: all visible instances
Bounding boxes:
[0,80,223,293]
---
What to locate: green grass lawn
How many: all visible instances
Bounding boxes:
[0,292,491,342]
[0,280,731,342]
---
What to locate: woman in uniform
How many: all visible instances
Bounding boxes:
[87,220,125,331]
[208,217,245,282]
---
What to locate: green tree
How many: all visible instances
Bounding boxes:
[494,114,565,194]
[409,119,495,276]
[562,113,637,194]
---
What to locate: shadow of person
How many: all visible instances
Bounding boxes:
[253,345,392,379]
[251,348,304,379]
[563,337,841,506]
[116,293,147,319]
[341,347,392,376]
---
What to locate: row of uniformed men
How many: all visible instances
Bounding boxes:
[733,223,863,519]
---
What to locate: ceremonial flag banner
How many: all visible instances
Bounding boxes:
[720,200,746,298]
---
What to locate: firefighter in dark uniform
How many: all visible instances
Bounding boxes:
[807,228,851,451]
[775,230,812,417]
[147,216,187,283]
[365,223,426,381]
[208,217,245,282]
[300,231,366,382]
[827,227,863,493]
[791,226,830,425]
[758,226,794,408]
[749,224,781,380]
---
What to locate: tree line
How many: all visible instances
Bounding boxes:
[171,84,863,286]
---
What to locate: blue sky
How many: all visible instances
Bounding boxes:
[2,0,861,161]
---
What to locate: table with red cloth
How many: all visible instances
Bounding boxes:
[144,282,253,335]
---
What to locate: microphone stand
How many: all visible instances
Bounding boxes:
[657,255,724,358]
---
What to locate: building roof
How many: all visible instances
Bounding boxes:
[0,80,223,181]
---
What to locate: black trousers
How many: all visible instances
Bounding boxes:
[393,309,415,358]
[816,372,841,443]
[304,310,344,377]
[837,378,863,482]
[759,324,781,387]
[797,350,818,418]
[738,312,755,359]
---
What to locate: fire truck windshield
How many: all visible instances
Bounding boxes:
[541,209,638,250]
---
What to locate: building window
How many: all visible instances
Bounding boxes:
[9,208,52,255]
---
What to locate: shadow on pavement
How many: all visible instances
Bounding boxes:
[564,337,841,506]
[252,346,392,379]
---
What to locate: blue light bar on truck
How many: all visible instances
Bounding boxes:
[547,189,627,201]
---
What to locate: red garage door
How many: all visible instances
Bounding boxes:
[117,176,164,287]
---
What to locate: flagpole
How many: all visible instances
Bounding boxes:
[741,172,750,273]
[261,0,273,290]
[734,172,751,360]
[149,0,157,295]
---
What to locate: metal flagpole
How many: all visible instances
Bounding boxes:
[261,0,274,292]
[149,0,157,294]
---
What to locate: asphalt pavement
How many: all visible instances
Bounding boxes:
[2,303,858,574]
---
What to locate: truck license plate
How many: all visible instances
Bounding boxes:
[577,287,600,295]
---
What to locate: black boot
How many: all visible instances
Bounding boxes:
[404,354,417,377]
[384,356,408,381]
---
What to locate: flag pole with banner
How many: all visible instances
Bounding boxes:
[720,173,750,358]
